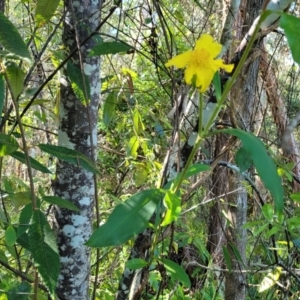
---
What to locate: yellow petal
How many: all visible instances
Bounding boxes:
[165,51,192,68]
[195,34,214,49]
[209,42,222,58]
[195,68,215,92]
[196,34,222,58]
[212,59,234,73]
[223,63,234,73]
[184,64,198,85]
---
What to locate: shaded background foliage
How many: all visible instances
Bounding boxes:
[0,0,300,299]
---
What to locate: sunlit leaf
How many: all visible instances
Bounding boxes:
[161,190,181,226]
[5,61,25,99]
[280,13,300,64]
[0,134,19,157]
[133,109,145,135]
[86,189,164,247]
[258,267,282,293]
[126,136,139,159]
[35,0,60,27]
[0,11,31,60]
[262,203,273,222]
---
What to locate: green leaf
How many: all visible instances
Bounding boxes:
[17,203,32,238]
[161,190,181,226]
[133,108,145,135]
[43,196,80,212]
[262,203,273,222]
[35,0,60,27]
[103,92,116,126]
[126,136,139,159]
[280,13,300,64]
[29,209,60,296]
[9,191,31,208]
[0,74,4,124]
[67,62,90,106]
[86,189,164,247]
[164,163,210,190]
[0,133,19,157]
[38,144,99,174]
[10,151,52,174]
[222,246,232,273]
[5,61,25,99]
[221,129,283,212]
[125,258,148,270]
[89,41,132,56]
[290,193,300,203]
[159,258,191,288]
[185,163,211,178]
[6,281,31,300]
[5,225,16,247]
[235,146,252,172]
[0,11,31,61]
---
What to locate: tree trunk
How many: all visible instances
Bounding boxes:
[52,1,101,299]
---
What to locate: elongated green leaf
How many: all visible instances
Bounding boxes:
[89,41,132,56]
[164,163,210,190]
[159,258,191,288]
[222,246,232,273]
[0,11,31,61]
[280,13,300,64]
[161,190,181,226]
[10,151,52,174]
[235,146,252,172]
[17,203,32,238]
[9,191,31,208]
[222,129,283,212]
[67,62,90,106]
[0,133,19,157]
[125,258,148,270]
[0,74,4,124]
[262,203,273,222]
[103,92,116,126]
[38,144,99,174]
[43,196,80,212]
[35,0,60,27]
[29,209,60,296]
[86,189,164,247]
[126,136,139,159]
[133,109,145,135]
[5,225,16,246]
[5,61,25,99]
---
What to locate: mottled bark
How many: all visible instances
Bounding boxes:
[224,1,262,299]
[52,1,101,299]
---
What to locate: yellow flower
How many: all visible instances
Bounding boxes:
[165,34,234,92]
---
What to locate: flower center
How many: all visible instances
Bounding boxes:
[191,49,211,68]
